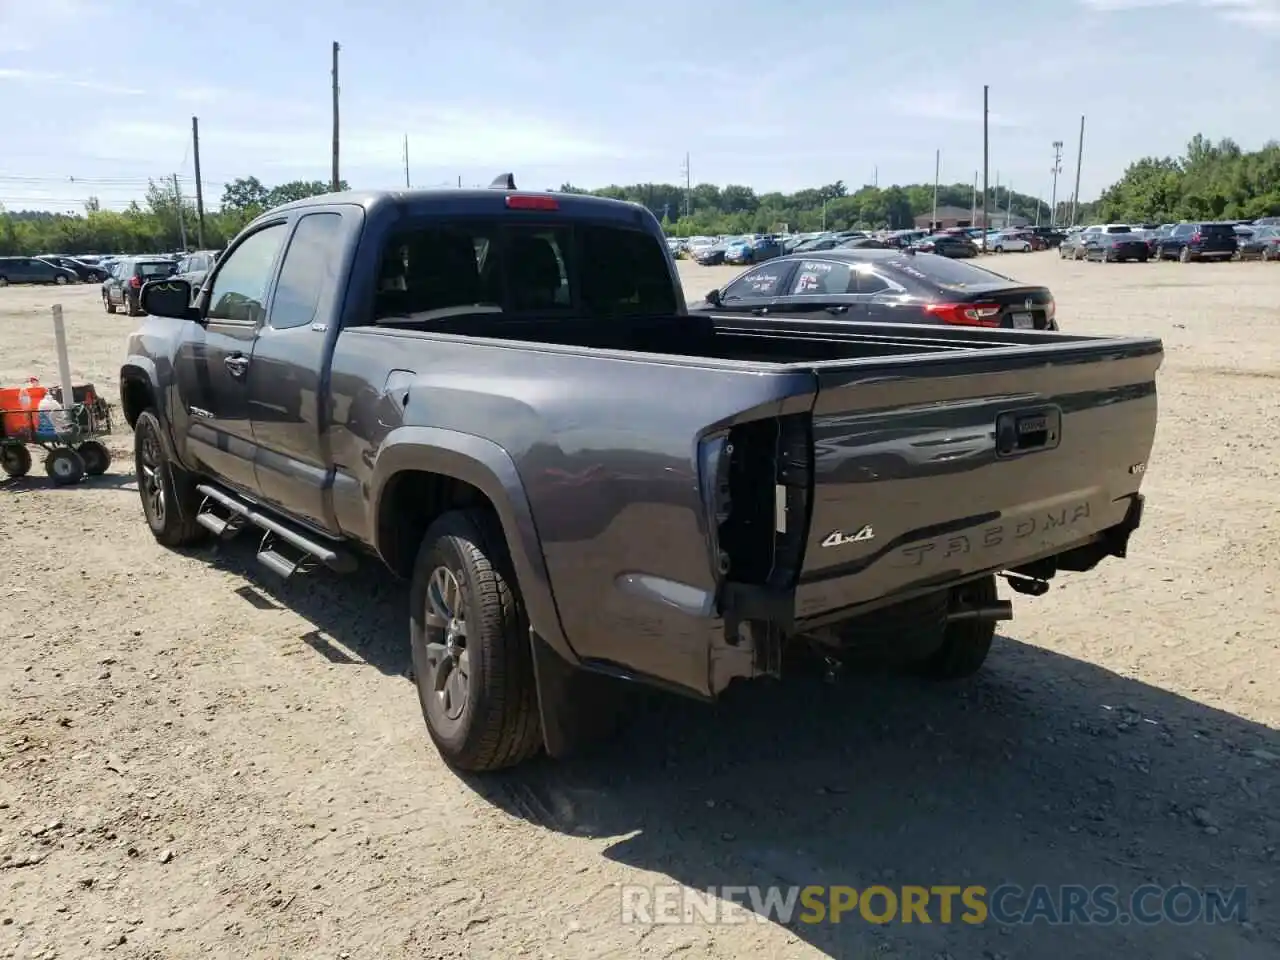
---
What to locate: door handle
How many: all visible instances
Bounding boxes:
[751,307,769,316]
[825,305,849,315]
[224,354,250,378]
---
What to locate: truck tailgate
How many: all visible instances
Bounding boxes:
[793,337,1161,622]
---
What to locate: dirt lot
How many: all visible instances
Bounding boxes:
[1,255,1277,960]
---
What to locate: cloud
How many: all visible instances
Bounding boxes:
[80,104,629,173]
[1080,0,1280,27]
[888,91,1019,128]
[0,67,144,96]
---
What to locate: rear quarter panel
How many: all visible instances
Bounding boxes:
[327,329,813,695]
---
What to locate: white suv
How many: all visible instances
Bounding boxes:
[992,232,1032,253]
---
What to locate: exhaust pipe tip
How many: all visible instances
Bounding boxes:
[946,600,1013,623]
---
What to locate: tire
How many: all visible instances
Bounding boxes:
[916,575,999,680]
[1179,246,1192,263]
[102,292,116,314]
[0,276,8,287]
[133,409,207,547]
[45,448,85,486]
[1,444,32,478]
[994,245,1003,253]
[123,292,140,317]
[77,440,111,476]
[1264,248,1273,262]
[409,509,542,772]
[55,274,68,285]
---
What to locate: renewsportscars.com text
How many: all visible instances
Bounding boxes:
[620,883,1248,927]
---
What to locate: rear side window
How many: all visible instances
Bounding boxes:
[137,261,175,278]
[1201,223,1235,238]
[270,213,345,329]
[1104,225,1132,234]
[885,255,1012,289]
[789,260,852,295]
[373,219,676,322]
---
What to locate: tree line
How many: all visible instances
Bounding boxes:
[0,177,348,257]
[2,132,1276,256]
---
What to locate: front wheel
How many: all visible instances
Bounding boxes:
[410,509,542,772]
[45,448,85,486]
[54,274,68,285]
[915,575,999,680]
[103,292,117,314]
[133,409,207,546]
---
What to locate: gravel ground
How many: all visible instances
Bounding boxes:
[0,254,1277,960]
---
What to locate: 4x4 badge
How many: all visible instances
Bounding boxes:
[822,525,875,548]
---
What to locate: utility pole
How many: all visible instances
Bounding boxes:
[680,152,692,219]
[981,85,989,239]
[931,149,940,231]
[172,173,188,251]
[1007,182,1014,226]
[457,175,462,188]
[191,116,205,248]
[874,165,878,188]
[330,41,341,192]
[821,199,827,231]
[970,171,978,226]
[995,170,1001,228]
[403,133,411,188]
[1050,140,1064,228]
[1070,115,1085,227]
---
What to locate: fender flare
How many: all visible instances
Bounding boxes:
[120,358,183,465]
[369,426,576,665]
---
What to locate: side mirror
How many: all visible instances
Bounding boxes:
[139,278,199,321]
[705,288,722,307]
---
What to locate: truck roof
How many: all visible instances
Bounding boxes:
[261,187,650,222]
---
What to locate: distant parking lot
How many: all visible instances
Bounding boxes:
[0,253,1277,960]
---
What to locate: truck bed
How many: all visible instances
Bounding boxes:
[352,312,1161,698]
[374,310,1120,367]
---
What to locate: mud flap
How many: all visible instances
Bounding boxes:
[529,630,625,759]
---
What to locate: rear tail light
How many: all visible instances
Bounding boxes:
[1190,232,1202,243]
[924,302,1002,327]
[505,195,559,211]
[129,275,141,288]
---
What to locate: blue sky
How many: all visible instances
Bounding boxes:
[1,0,1277,212]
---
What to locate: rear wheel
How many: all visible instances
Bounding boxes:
[77,440,111,476]
[124,291,140,316]
[54,274,68,285]
[1,444,31,478]
[915,575,999,680]
[409,509,542,772]
[1179,246,1192,263]
[102,292,117,314]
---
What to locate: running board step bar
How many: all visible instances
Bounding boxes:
[195,483,357,578]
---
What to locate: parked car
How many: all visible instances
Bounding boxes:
[101,257,178,315]
[725,235,784,265]
[912,234,979,258]
[792,234,843,253]
[1058,233,1090,260]
[0,256,80,286]
[39,255,110,282]
[692,243,728,265]
[1235,225,1280,260]
[174,249,221,294]
[990,232,1032,253]
[692,249,1057,330]
[1084,233,1150,263]
[121,180,1158,772]
[1152,222,1238,262]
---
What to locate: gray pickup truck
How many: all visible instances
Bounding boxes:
[121,176,1162,772]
